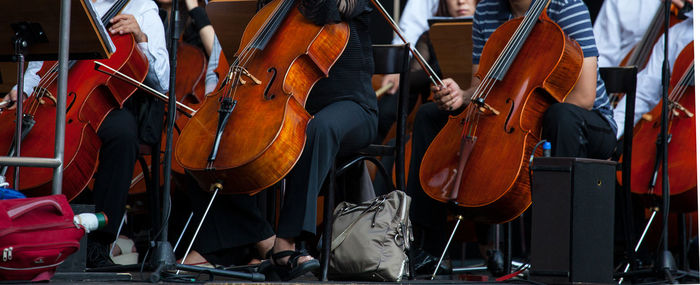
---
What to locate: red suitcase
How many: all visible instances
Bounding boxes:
[0,195,84,281]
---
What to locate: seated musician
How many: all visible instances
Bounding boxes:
[4,0,169,268]
[594,0,664,68]
[178,0,378,280]
[594,0,691,68]
[612,7,693,138]
[406,0,617,268]
[376,0,476,145]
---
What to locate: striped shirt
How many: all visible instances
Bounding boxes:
[472,0,617,133]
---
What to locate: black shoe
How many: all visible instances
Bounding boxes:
[413,248,450,275]
[87,240,115,268]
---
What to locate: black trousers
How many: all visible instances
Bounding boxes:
[407,102,617,256]
[93,108,140,237]
[278,100,377,238]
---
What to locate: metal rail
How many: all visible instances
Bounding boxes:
[0,0,69,195]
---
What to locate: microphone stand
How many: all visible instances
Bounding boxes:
[656,0,674,282]
[615,3,698,282]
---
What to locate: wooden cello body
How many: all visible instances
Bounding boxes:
[0,32,148,201]
[175,0,349,194]
[624,42,695,212]
[419,3,583,224]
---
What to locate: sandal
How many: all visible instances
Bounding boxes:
[266,249,320,281]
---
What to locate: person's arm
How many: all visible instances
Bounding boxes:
[564,57,597,110]
[549,0,601,110]
[4,61,43,106]
[391,0,438,48]
[432,65,480,111]
[612,15,694,138]
[186,0,215,56]
[111,2,170,92]
[592,0,623,67]
[205,37,222,94]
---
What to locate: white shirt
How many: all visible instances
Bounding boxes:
[593,0,660,67]
[612,12,693,138]
[15,0,170,94]
[205,36,222,94]
[391,0,439,48]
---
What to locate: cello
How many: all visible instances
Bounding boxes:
[129,41,207,193]
[0,0,149,201]
[175,0,349,194]
[623,41,695,212]
[618,3,684,70]
[419,0,583,224]
[608,3,684,106]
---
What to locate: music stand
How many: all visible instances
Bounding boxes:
[206,0,258,64]
[428,17,473,89]
[0,0,111,193]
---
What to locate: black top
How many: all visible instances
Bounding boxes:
[299,0,376,115]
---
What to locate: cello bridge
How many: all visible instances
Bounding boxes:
[471,98,500,116]
[670,101,694,118]
[233,67,262,85]
[35,88,57,106]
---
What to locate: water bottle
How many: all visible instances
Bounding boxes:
[543,141,551,157]
[74,212,108,233]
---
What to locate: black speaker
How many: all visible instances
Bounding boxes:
[530,157,616,284]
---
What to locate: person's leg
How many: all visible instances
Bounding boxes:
[542,103,616,158]
[274,100,377,267]
[406,102,451,257]
[88,108,139,267]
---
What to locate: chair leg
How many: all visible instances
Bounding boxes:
[320,163,336,281]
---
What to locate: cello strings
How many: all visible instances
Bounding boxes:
[24,0,130,114]
[479,0,547,101]
[669,64,694,111]
[461,0,547,137]
[225,0,290,99]
[669,63,693,102]
[472,0,546,103]
[223,0,294,100]
[632,7,663,65]
[234,0,295,70]
[237,0,296,70]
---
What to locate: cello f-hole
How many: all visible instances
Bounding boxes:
[264,67,277,100]
[504,98,515,133]
[66,92,77,113]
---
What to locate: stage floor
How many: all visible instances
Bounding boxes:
[50,263,514,284]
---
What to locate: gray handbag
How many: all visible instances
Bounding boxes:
[328,190,412,281]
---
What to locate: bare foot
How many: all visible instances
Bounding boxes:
[178,250,212,266]
[256,235,275,258]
